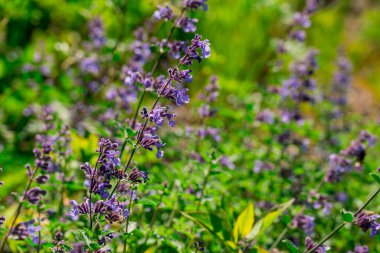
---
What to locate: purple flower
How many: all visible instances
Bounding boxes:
[348,245,369,253]
[168,68,193,83]
[176,17,198,33]
[128,167,149,184]
[293,12,311,28]
[289,30,306,42]
[141,106,176,127]
[220,155,235,170]
[183,0,208,11]
[89,16,106,48]
[256,109,275,124]
[304,237,326,253]
[80,57,100,74]
[0,216,5,226]
[11,220,41,244]
[354,211,380,237]
[153,5,175,21]
[292,214,315,235]
[25,187,47,205]
[140,133,166,158]
[162,86,190,106]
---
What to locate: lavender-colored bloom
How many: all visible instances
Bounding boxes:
[325,154,351,182]
[36,174,49,184]
[128,167,149,184]
[199,75,219,103]
[220,155,235,170]
[253,160,274,173]
[162,86,190,106]
[140,133,166,158]
[80,57,100,74]
[305,0,320,14]
[168,68,193,83]
[198,127,221,142]
[168,41,187,59]
[176,17,198,33]
[290,30,306,42]
[129,40,151,70]
[304,237,326,253]
[89,16,106,48]
[11,219,41,244]
[25,187,47,205]
[292,214,315,235]
[354,211,380,237]
[256,109,275,124]
[308,191,332,214]
[293,12,311,28]
[183,0,208,11]
[141,106,176,127]
[0,216,5,226]
[348,245,369,253]
[153,5,175,21]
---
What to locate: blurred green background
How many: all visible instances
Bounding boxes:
[1,0,380,251]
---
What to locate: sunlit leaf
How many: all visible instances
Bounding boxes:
[233,203,255,242]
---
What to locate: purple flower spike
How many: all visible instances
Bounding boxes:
[153,5,175,21]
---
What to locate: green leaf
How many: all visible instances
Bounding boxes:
[259,199,294,236]
[341,209,354,223]
[233,203,255,242]
[282,239,299,253]
[179,211,224,242]
[210,214,223,232]
[370,173,380,185]
[138,199,158,207]
[79,229,92,248]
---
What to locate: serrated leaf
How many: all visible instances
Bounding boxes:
[79,229,92,248]
[370,173,380,185]
[233,203,255,242]
[282,239,299,253]
[341,209,354,223]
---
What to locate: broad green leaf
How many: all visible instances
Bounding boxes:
[179,211,224,242]
[233,203,255,242]
[341,209,354,223]
[282,239,299,253]
[260,199,294,235]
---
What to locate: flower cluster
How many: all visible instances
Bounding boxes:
[292,214,315,236]
[354,211,380,237]
[81,138,122,199]
[69,196,129,224]
[304,236,326,253]
[326,131,375,182]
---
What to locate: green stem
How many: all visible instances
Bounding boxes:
[123,189,135,253]
[306,187,380,253]
[129,7,186,131]
[196,164,211,211]
[0,166,39,252]
[108,48,192,199]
